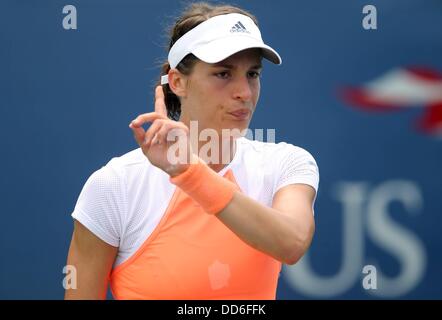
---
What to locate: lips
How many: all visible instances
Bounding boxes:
[228,109,251,120]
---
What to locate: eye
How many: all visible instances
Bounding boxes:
[215,71,230,79]
[248,71,261,79]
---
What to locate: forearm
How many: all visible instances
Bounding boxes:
[169,158,315,265]
[216,191,313,265]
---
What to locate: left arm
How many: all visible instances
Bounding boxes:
[216,183,316,265]
[129,88,316,265]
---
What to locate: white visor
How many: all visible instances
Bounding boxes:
[161,13,282,85]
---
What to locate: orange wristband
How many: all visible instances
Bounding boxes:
[169,159,238,215]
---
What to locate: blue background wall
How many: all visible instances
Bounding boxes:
[1,0,441,299]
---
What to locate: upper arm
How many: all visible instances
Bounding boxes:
[66,164,125,299]
[271,182,317,265]
[64,220,118,300]
[272,183,316,239]
[271,143,319,223]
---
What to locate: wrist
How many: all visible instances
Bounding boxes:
[169,157,238,215]
[167,164,190,177]
[166,153,200,177]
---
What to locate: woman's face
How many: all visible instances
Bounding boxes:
[179,48,263,134]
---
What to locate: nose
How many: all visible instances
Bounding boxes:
[232,75,253,102]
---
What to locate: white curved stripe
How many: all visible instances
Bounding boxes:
[364,68,442,106]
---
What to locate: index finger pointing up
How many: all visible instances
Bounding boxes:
[155,85,168,117]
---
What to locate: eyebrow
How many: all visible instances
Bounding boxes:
[212,63,263,70]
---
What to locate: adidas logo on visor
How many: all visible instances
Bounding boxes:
[230,21,250,34]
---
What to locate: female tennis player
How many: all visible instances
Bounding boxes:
[65,2,319,300]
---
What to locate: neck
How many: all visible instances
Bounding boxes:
[178,117,237,173]
[189,134,236,173]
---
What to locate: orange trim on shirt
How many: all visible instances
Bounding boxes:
[110,169,281,300]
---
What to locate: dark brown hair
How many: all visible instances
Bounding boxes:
[157,2,258,120]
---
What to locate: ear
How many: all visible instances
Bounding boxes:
[168,69,188,98]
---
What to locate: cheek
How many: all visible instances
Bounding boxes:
[196,83,228,112]
[192,90,224,119]
[252,82,261,104]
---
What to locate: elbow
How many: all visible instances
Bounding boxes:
[282,222,315,266]
[282,243,306,265]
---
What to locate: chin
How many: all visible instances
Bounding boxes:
[223,123,250,137]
